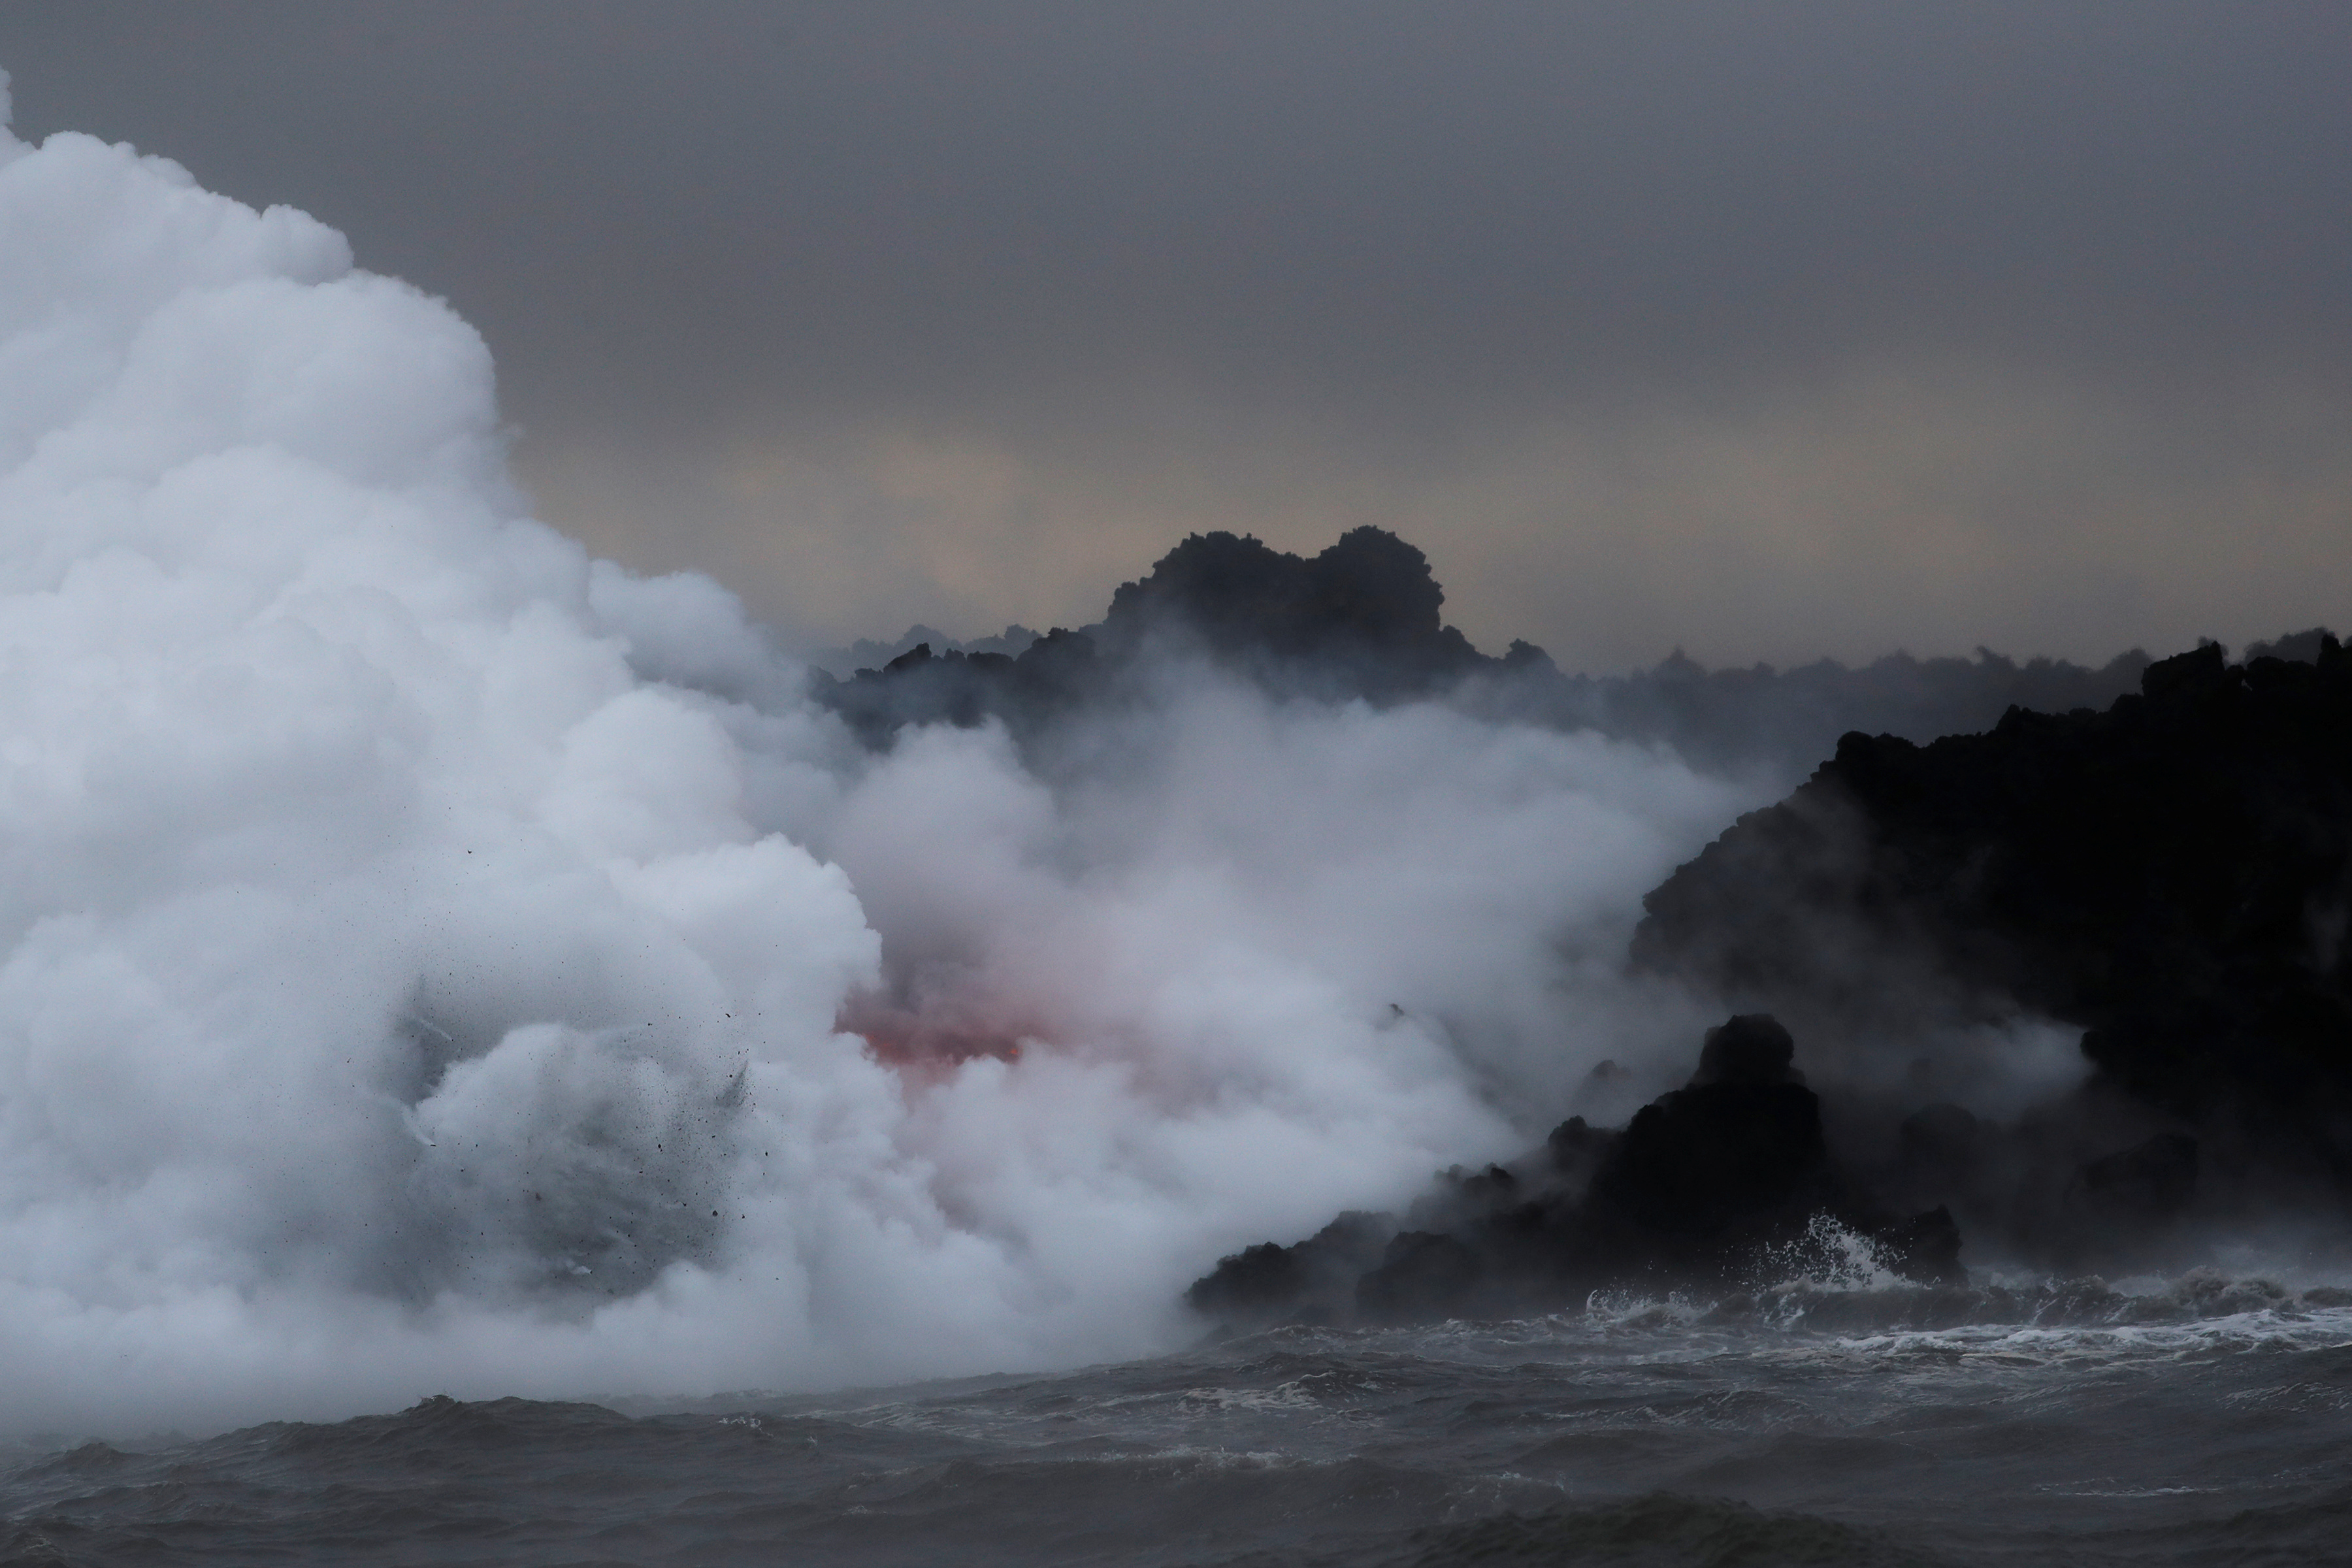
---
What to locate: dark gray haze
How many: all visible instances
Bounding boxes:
[1,2,2345,666]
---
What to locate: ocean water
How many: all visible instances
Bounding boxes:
[8,1271,2350,1567]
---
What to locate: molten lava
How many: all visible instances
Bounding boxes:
[836,992,1034,1070]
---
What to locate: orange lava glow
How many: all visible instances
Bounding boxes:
[836,992,1036,1070]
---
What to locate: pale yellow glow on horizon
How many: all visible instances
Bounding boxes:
[516,357,2352,673]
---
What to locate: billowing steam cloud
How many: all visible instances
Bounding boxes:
[0,82,1756,1435]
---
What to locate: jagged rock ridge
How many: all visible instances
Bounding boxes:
[806,526,2156,764]
[1634,636,2352,1205]
[809,527,1505,745]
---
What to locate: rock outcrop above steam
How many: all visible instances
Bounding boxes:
[1097,524,1491,689]
[1188,1016,1963,1330]
[809,526,2151,762]
[811,527,1505,745]
[1635,634,2352,1246]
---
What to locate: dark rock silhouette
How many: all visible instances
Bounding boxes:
[815,628,1105,749]
[1186,1016,1962,1331]
[804,621,1041,679]
[1183,1213,1394,1328]
[2069,1132,2200,1227]
[1463,642,2153,774]
[811,529,1495,745]
[808,526,2155,766]
[1592,1073,1824,1237]
[1098,525,1486,690]
[1354,1230,1485,1322]
[1633,633,2352,1235]
[1691,1013,1802,1085]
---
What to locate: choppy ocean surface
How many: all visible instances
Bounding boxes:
[7,1272,2351,1567]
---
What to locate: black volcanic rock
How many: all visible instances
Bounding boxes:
[1354,1230,1485,1322]
[1185,1017,1963,1331]
[809,525,2163,769]
[817,629,1105,749]
[2068,1132,2200,1226]
[1633,633,2352,1206]
[1184,1212,1392,1327]
[1099,526,1485,691]
[1592,1080,1825,1237]
[809,528,1503,745]
[1691,1013,1801,1085]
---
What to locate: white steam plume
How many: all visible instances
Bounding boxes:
[0,82,1749,1436]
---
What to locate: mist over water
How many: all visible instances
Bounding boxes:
[0,82,1781,1439]
[13,66,2352,1568]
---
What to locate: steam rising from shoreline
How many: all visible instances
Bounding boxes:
[0,92,1756,1435]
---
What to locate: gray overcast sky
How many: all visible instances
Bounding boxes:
[3,2,2346,668]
